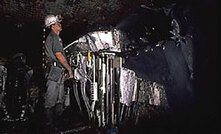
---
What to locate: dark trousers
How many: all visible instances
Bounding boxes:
[45,103,63,129]
[44,70,65,129]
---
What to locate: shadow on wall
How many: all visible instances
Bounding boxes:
[116,1,218,129]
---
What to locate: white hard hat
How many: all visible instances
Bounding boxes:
[44,15,62,28]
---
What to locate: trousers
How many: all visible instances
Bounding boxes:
[44,68,65,128]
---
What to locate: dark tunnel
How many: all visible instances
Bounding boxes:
[0,0,218,134]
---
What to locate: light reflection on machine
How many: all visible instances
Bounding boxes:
[59,29,169,133]
[64,29,140,131]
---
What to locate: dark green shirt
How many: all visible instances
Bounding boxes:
[45,31,66,69]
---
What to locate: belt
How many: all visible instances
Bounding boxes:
[52,62,64,70]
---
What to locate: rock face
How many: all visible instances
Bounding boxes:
[0,0,155,27]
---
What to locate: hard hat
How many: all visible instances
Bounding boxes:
[44,15,62,28]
